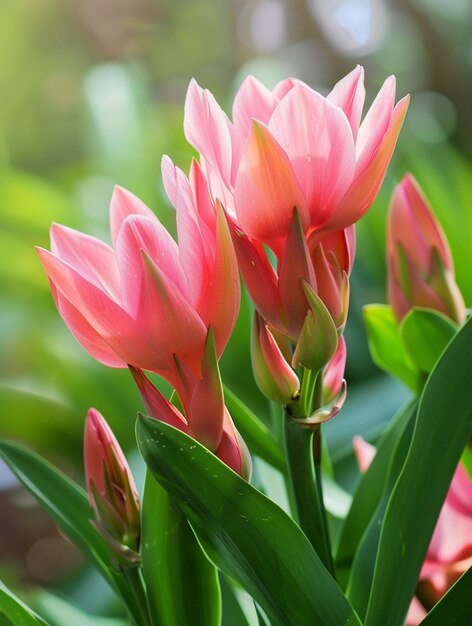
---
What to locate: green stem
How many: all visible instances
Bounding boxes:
[122,564,152,626]
[284,369,335,576]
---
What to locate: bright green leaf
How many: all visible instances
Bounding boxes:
[400,307,457,374]
[363,304,421,392]
[141,470,221,626]
[365,316,472,626]
[0,582,50,626]
[136,415,361,626]
[0,441,140,623]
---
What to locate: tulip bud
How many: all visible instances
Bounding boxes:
[251,312,300,404]
[292,281,338,372]
[387,175,465,324]
[84,409,141,564]
[323,336,347,405]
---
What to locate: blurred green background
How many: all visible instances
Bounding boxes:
[1,0,471,622]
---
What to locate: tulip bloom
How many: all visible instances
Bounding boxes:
[37,168,240,388]
[185,67,409,253]
[387,174,465,324]
[354,437,472,624]
[84,408,140,563]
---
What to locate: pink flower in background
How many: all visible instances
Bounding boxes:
[185,67,409,253]
[354,436,472,624]
[37,174,240,387]
[84,408,140,562]
[387,174,465,324]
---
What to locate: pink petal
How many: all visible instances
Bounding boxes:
[189,158,217,234]
[234,120,308,244]
[389,174,453,272]
[187,331,224,451]
[355,75,396,169]
[272,77,300,99]
[161,157,209,307]
[324,336,347,403]
[353,435,377,473]
[327,65,366,142]
[51,285,126,367]
[184,78,233,188]
[115,214,188,316]
[37,248,163,370]
[269,84,356,228]
[130,367,192,435]
[231,75,280,180]
[137,251,208,375]
[199,205,240,356]
[328,95,410,231]
[50,224,121,301]
[229,222,285,332]
[405,597,427,626]
[109,186,156,248]
[278,211,317,340]
[216,408,252,479]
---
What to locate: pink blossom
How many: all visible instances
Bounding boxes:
[184,67,409,253]
[37,174,240,387]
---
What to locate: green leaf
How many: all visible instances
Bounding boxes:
[400,308,457,374]
[365,316,472,626]
[418,565,472,625]
[0,441,139,623]
[335,399,417,570]
[345,411,415,618]
[136,415,361,626]
[223,385,285,472]
[32,591,126,626]
[363,304,421,392]
[141,470,221,626]
[0,582,50,626]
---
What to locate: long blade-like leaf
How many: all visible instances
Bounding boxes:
[365,317,472,626]
[137,415,361,626]
[0,582,50,626]
[141,470,221,626]
[418,566,472,625]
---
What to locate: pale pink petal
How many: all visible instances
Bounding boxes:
[355,75,396,169]
[324,336,347,403]
[328,95,410,230]
[231,75,280,180]
[272,77,301,99]
[234,121,308,244]
[50,224,120,301]
[115,215,188,316]
[269,84,356,228]
[327,65,365,141]
[161,156,209,306]
[37,248,163,370]
[447,464,472,516]
[184,78,233,188]
[51,285,126,367]
[406,596,427,626]
[109,186,156,248]
[353,435,376,473]
[189,158,217,234]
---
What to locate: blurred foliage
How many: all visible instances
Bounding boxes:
[0,0,471,619]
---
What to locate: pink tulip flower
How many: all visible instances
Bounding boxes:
[37,168,240,388]
[354,436,472,624]
[184,67,409,254]
[84,408,140,563]
[387,174,465,324]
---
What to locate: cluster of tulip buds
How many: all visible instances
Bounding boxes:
[84,409,141,566]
